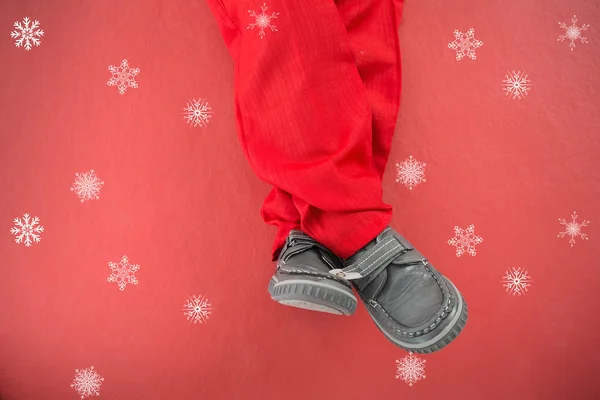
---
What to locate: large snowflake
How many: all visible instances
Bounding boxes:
[247,3,279,39]
[448,224,483,257]
[183,98,213,128]
[107,59,140,95]
[395,353,426,387]
[447,28,483,61]
[107,255,140,291]
[557,211,589,247]
[558,15,590,51]
[10,213,44,247]
[70,366,104,399]
[183,294,213,324]
[502,71,532,99]
[501,267,532,296]
[10,17,44,51]
[396,155,426,190]
[71,170,104,202]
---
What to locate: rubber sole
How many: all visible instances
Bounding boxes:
[366,279,468,354]
[268,277,357,316]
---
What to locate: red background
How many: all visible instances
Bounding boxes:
[1,0,599,399]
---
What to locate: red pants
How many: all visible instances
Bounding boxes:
[205,0,403,260]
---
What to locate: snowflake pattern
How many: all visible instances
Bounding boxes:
[183,98,213,128]
[182,294,213,324]
[247,3,279,39]
[10,213,44,247]
[448,224,483,257]
[447,28,483,61]
[395,353,426,387]
[396,155,426,190]
[107,255,140,291]
[501,267,533,296]
[70,170,104,203]
[558,15,590,51]
[70,366,104,399]
[558,211,589,247]
[502,71,532,99]
[107,59,140,95]
[10,17,44,51]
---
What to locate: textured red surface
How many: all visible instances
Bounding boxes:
[1,1,600,399]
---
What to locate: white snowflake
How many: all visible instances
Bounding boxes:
[558,211,589,247]
[395,353,426,387]
[107,59,140,95]
[501,267,532,296]
[448,224,483,257]
[10,17,44,51]
[502,71,532,99]
[558,15,590,51]
[247,3,279,39]
[183,98,213,128]
[396,155,426,190]
[10,213,44,247]
[183,295,213,324]
[447,28,483,61]
[70,170,104,203]
[107,255,140,291]
[70,366,104,399]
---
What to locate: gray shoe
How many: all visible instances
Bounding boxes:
[268,230,357,316]
[329,226,468,353]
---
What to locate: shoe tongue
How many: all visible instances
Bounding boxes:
[376,265,444,328]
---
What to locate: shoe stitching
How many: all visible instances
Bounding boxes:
[284,230,346,272]
[344,237,396,273]
[372,274,387,298]
[341,231,456,337]
[287,232,340,262]
[369,262,454,337]
[278,266,352,288]
[358,244,404,277]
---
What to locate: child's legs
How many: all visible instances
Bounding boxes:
[261,0,404,260]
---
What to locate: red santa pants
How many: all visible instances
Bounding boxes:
[205,0,403,261]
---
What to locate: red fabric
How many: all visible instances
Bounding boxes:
[2,0,600,399]
[205,0,404,260]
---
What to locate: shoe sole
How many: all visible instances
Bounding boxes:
[268,277,357,316]
[366,279,468,353]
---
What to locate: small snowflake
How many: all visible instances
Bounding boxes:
[107,59,140,95]
[183,98,213,128]
[395,353,426,387]
[70,366,104,399]
[558,15,590,51]
[502,71,532,99]
[10,213,44,247]
[448,28,483,61]
[448,224,483,257]
[247,3,279,39]
[70,170,104,203]
[396,155,426,190]
[558,211,589,247]
[182,294,213,324]
[107,255,140,291]
[501,267,532,296]
[10,17,44,51]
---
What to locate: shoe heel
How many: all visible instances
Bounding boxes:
[268,278,357,316]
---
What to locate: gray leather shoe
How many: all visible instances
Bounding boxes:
[329,226,468,353]
[268,230,357,315]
